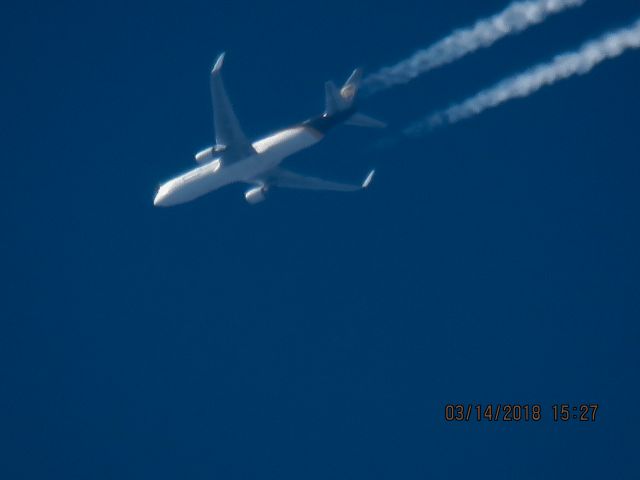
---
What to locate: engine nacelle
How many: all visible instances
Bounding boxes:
[245,186,267,204]
[195,145,226,163]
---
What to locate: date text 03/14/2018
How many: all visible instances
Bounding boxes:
[444,404,599,422]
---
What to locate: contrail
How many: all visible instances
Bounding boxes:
[405,18,640,135]
[362,0,586,95]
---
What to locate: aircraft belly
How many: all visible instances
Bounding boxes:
[158,163,232,205]
[156,128,320,206]
[170,176,226,204]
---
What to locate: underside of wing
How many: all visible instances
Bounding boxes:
[267,168,375,192]
[210,53,256,162]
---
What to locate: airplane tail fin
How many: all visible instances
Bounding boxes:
[323,82,346,115]
[324,68,386,128]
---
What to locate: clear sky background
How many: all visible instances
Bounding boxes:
[2,0,640,478]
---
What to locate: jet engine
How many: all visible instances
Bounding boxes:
[245,185,267,204]
[195,145,226,163]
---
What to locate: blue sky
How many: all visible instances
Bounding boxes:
[2,1,640,478]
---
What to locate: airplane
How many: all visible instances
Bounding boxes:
[153,53,384,207]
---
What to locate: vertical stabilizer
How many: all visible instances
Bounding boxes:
[324,68,362,115]
[340,68,362,104]
[317,67,385,130]
[325,81,347,115]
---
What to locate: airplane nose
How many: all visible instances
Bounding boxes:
[153,185,170,207]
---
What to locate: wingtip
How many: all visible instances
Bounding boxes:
[362,169,375,188]
[212,52,226,74]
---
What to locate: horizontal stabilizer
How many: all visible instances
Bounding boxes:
[345,113,387,128]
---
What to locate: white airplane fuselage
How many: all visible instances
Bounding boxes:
[153,54,382,206]
[154,126,321,207]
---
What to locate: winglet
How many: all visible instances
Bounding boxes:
[212,52,226,74]
[362,169,375,188]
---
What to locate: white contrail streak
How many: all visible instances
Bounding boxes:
[405,18,640,135]
[362,0,586,94]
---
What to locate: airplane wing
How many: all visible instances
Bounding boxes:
[267,168,375,192]
[210,53,256,162]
